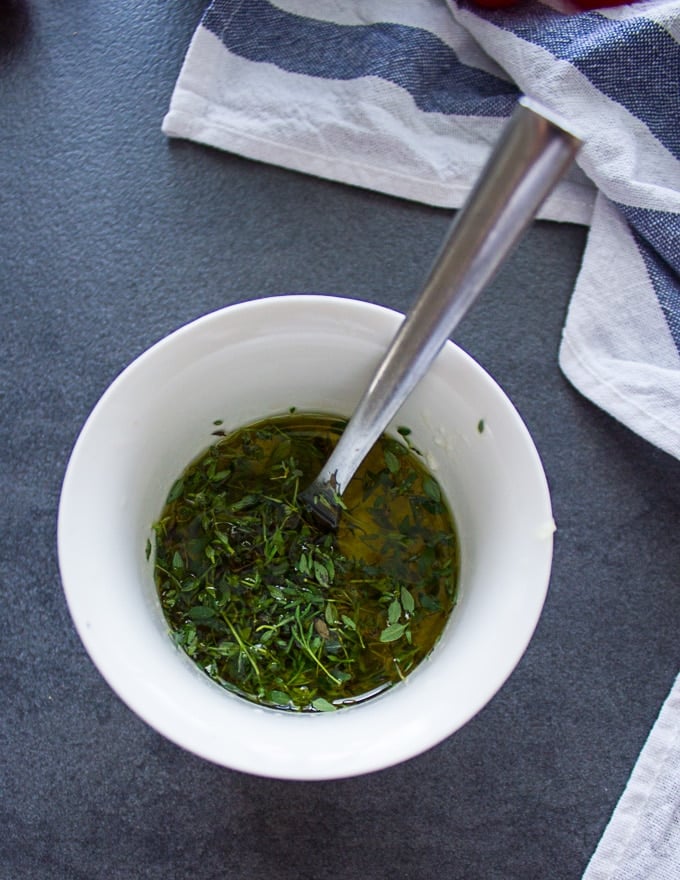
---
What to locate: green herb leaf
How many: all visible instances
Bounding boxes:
[384,450,400,473]
[229,494,259,512]
[188,606,216,622]
[423,477,441,502]
[311,697,336,712]
[400,586,415,614]
[419,594,442,612]
[387,598,402,624]
[313,560,330,587]
[297,552,310,575]
[167,478,184,503]
[380,622,407,643]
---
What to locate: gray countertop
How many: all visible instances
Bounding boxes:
[2,2,679,878]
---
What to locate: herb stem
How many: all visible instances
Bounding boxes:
[220,611,261,680]
[292,609,342,686]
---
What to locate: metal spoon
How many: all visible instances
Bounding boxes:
[300,96,583,529]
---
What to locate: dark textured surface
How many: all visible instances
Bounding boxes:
[1,3,679,879]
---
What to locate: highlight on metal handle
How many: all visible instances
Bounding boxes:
[310,97,583,503]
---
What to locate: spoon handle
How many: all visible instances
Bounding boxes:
[314,97,582,497]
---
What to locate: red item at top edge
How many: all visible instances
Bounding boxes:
[470,0,634,8]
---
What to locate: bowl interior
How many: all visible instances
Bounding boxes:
[58,295,553,779]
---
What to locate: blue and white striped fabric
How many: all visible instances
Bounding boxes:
[162,0,680,462]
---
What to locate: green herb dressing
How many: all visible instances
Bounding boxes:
[152,412,459,712]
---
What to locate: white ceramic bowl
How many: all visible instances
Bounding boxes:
[58,295,554,780]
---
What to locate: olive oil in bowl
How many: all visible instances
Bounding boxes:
[152,412,458,712]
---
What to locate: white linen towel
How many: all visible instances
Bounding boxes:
[162,0,680,462]
[583,672,680,880]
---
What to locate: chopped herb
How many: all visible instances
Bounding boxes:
[478,419,485,434]
[384,450,400,474]
[380,622,408,643]
[152,412,458,712]
[423,476,441,503]
[311,697,336,712]
[387,598,402,624]
[400,586,415,614]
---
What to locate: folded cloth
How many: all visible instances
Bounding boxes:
[582,672,680,880]
[162,0,680,461]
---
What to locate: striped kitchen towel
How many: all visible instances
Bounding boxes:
[162,0,680,462]
[583,671,680,880]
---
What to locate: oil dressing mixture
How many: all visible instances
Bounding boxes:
[151,412,459,712]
